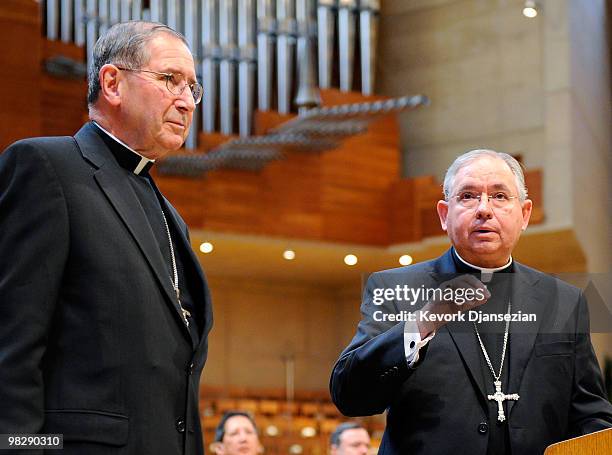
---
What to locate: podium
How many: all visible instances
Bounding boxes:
[544,428,612,454]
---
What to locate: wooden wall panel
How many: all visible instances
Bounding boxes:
[389,176,438,243]
[0,0,41,150]
[157,129,543,246]
[201,169,266,233]
[157,174,208,226]
[525,169,544,223]
[388,178,419,243]
[259,155,323,238]
[156,89,406,245]
[41,40,88,137]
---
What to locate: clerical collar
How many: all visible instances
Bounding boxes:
[91,121,155,175]
[453,249,513,283]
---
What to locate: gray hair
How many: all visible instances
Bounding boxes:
[330,422,366,448]
[442,149,528,202]
[87,21,188,106]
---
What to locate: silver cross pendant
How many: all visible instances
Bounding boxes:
[180,307,191,327]
[487,380,520,422]
[175,288,190,327]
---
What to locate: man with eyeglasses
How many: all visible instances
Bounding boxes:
[331,150,612,454]
[0,22,212,454]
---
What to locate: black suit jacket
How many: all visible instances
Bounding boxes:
[0,124,213,454]
[330,249,612,454]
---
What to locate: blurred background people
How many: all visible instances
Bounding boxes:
[212,411,264,455]
[330,422,371,455]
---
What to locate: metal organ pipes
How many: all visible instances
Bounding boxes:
[47,0,384,149]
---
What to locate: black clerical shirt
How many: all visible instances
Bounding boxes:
[451,249,514,455]
[91,122,201,344]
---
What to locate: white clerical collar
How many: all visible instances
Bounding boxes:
[92,121,155,175]
[453,249,513,283]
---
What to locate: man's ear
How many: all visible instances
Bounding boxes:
[98,64,122,107]
[210,442,224,455]
[437,200,449,231]
[521,199,533,230]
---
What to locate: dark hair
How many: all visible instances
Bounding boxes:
[87,21,188,106]
[330,422,366,447]
[214,411,258,442]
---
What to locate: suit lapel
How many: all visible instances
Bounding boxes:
[161,203,214,344]
[445,325,488,404]
[429,250,489,405]
[507,264,542,417]
[74,124,193,342]
[426,250,546,419]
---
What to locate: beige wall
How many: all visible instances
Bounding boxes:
[568,0,612,358]
[378,0,581,228]
[377,0,610,234]
[203,276,362,391]
[379,0,547,178]
[568,0,611,273]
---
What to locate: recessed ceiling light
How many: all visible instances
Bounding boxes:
[300,426,316,438]
[399,254,413,266]
[344,254,358,266]
[265,425,279,437]
[283,249,296,260]
[199,242,213,254]
[523,0,538,18]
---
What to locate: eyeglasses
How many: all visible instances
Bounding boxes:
[451,191,519,209]
[115,66,203,104]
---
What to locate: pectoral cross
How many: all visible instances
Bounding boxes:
[180,307,191,327]
[487,380,519,422]
[175,288,191,327]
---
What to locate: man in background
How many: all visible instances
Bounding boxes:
[330,422,371,455]
[211,412,263,455]
[0,21,212,454]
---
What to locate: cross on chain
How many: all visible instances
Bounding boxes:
[175,288,191,328]
[487,380,519,422]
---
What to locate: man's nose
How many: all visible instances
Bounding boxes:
[475,194,493,218]
[175,88,196,113]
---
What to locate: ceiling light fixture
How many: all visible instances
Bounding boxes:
[399,254,413,266]
[199,242,214,253]
[300,426,316,438]
[344,254,358,266]
[265,425,279,437]
[522,0,538,18]
[283,249,296,260]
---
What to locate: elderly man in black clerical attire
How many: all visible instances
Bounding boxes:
[331,150,612,454]
[0,22,212,454]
